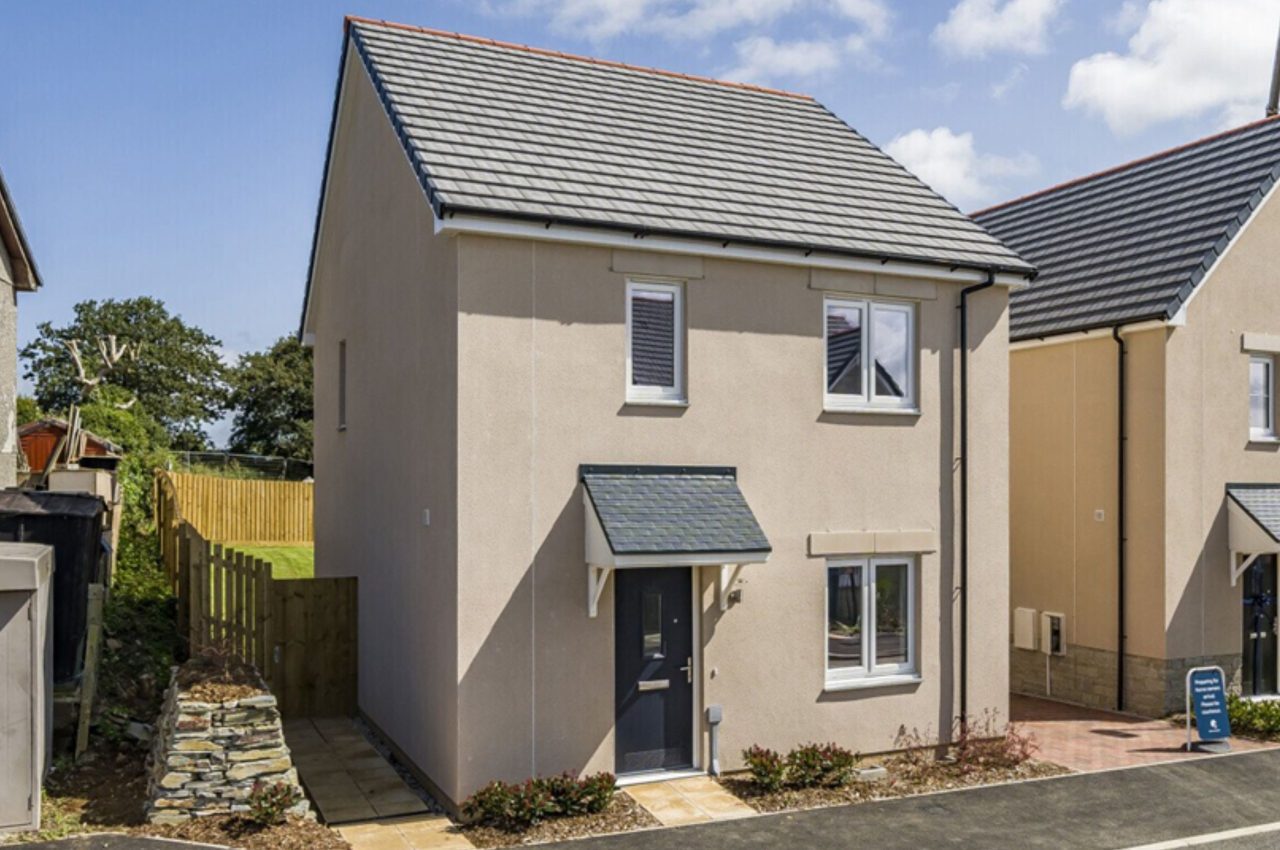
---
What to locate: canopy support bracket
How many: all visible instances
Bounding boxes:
[1232,551,1261,587]
[588,565,612,618]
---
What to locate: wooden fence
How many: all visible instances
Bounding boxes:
[162,471,313,544]
[157,471,355,717]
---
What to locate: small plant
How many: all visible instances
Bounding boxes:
[246,780,302,826]
[785,743,858,788]
[462,771,616,831]
[742,745,786,791]
[1228,693,1280,738]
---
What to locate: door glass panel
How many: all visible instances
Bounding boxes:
[872,306,909,399]
[826,303,864,396]
[875,562,909,666]
[642,589,662,657]
[827,566,863,672]
[1243,556,1278,695]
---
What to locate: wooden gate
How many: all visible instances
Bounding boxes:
[171,523,356,718]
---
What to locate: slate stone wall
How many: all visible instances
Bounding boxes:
[1011,644,1241,718]
[145,670,310,824]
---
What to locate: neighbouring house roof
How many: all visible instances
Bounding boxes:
[323,17,1030,273]
[1227,484,1280,545]
[0,166,42,291]
[581,465,770,557]
[974,116,1280,342]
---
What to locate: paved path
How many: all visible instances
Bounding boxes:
[1013,695,1277,772]
[542,749,1280,850]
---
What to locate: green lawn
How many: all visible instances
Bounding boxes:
[219,543,315,579]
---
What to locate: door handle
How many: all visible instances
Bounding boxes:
[680,657,692,684]
[638,679,670,692]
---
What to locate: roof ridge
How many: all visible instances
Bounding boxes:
[344,15,815,102]
[972,114,1280,218]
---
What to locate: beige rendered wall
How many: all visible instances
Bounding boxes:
[452,235,1010,800]
[309,45,460,798]
[1163,186,1280,665]
[0,240,19,487]
[1009,328,1167,694]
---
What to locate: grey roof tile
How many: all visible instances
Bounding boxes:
[347,20,1030,274]
[581,465,771,556]
[1228,484,1280,543]
[975,117,1280,341]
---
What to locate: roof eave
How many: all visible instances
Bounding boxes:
[0,168,42,292]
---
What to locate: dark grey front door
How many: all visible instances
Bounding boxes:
[615,568,693,775]
[1243,555,1278,696]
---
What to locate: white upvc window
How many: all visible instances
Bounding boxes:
[823,296,917,412]
[825,556,917,688]
[626,279,685,404]
[1252,354,1275,440]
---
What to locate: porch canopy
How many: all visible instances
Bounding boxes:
[581,465,771,617]
[1227,484,1280,585]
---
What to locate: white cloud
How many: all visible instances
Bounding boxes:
[990,62,1028,98]
[932,0,1065,57]
[725,36,844,81]
[1064,0,1280,135]
[885,126,1039,209]
[1106,0,1146,34]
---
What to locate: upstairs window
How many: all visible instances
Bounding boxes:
[1252,354,1274,439]
[824,296,916,412]
[626,280,685,404]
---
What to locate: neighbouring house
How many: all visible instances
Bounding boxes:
[301,16,1032,808]
[976,116,1280,718]
[0,168,42,487]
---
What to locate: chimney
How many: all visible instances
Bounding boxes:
[1269,18,1280,116]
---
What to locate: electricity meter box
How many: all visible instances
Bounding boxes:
[1040,612,1066,656]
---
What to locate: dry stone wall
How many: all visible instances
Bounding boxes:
[145,669,310,823]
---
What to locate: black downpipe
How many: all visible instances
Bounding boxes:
[958,269,996,727]
[1112,326,1128,712]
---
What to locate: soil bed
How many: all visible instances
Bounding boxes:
[141,815,349,850]
[174,653,263,704]
[462,793,659,848]
[721,758,1070,814]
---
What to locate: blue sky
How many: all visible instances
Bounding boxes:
[2,0,1278,443]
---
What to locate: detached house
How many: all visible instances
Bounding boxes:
[976,117,1280,717]
[302,17,1032,808]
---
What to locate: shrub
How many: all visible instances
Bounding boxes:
[951,713,1038,773]
[1227,693,1280,738]
[462,771,616,831]
[742,745,786,791]
[246,781,301,826]
[785,743,858,788]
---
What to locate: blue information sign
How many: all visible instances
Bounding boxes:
[1189,667,1231,741]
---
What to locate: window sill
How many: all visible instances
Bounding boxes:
[823,404,920,417]
[824,673,921,693]
[1250,435,1279,444]
[625,398,689,408]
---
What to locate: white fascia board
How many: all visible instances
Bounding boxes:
[1009,319,1169,352]
[608,551,771,568]
[438,212,1030,288]
[1168,179,1280,327]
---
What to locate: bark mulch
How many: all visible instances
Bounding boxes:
[461,793,659,849]
[174,654,262,704]
[138,816,349,850]
[721,758,1070,815]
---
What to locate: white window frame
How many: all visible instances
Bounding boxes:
[824,555,918,689]
[625,279,685,404]
[1251,353,1275,440]
[822,295,917,413]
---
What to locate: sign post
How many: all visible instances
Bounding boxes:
[1185,666,1231,753]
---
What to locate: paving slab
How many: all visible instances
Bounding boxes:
[286,717,431,826]
[624,777,755,826]
[337,814,473,850]
[1012,694,1278,772]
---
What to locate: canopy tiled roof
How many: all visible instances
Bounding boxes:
[341,17,1031,274]
[975,117,1280,342]
[581,465,770,557]
[1228,484,1280,544]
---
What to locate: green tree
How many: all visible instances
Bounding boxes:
[21,297,228,446]
[226,336,313,461]
[15,395,41,427]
